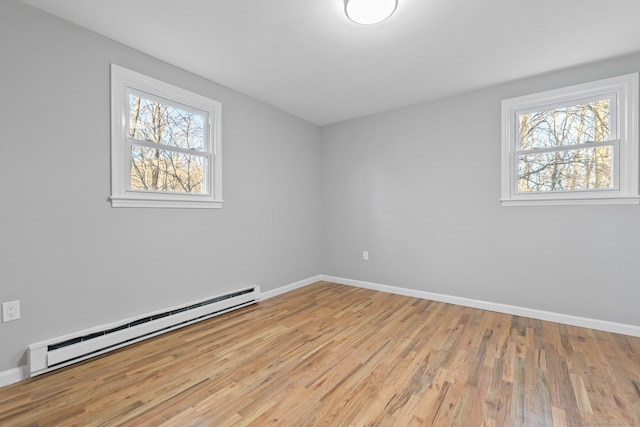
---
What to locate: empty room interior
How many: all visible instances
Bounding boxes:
[2,0,640,425]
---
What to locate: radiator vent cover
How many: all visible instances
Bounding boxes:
[28,286,260,377]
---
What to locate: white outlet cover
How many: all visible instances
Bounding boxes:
[2,301,20,322]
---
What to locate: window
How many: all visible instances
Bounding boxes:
[110,64,222,208]
[501,73,638,206]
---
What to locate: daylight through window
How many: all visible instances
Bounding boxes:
[110,65,222,208]
[501,74,638,206]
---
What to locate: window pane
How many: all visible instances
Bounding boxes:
[129,94,205,151]
[518,146,612,192]
[518,99,610,150]
[130,145,206,193]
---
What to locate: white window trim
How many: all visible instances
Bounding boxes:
[500,73,639,206]
[110,64,223,208]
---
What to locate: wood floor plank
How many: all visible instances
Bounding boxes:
[0,281,639,426]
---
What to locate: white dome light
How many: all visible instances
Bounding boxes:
[345,0,398,25]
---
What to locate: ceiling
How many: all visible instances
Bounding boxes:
[18,0,640,125]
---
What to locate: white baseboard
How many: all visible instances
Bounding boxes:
[261,275,323,300]
[321,275,640,338]
[0,366,26,388]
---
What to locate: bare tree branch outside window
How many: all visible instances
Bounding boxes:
[128,94,206,193]
[517,99,612,193]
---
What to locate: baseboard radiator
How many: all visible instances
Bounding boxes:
[27,285,260,377]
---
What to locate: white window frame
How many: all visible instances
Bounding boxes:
[110,64,223,208]
[501,73,639,206]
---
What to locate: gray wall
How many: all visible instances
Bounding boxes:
[321,53,640,328]
[0,1,322,372]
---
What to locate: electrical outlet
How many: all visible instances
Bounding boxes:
[2,301,20,322]
[363,251,369,261]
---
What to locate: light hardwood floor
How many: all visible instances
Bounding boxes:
[1,282,639,426]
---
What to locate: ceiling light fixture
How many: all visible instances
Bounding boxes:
[344,0,398,25]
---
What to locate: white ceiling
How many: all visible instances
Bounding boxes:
[19,0,640,125]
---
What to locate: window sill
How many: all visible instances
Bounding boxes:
[110,196,223,209]
[500,196,640,207]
